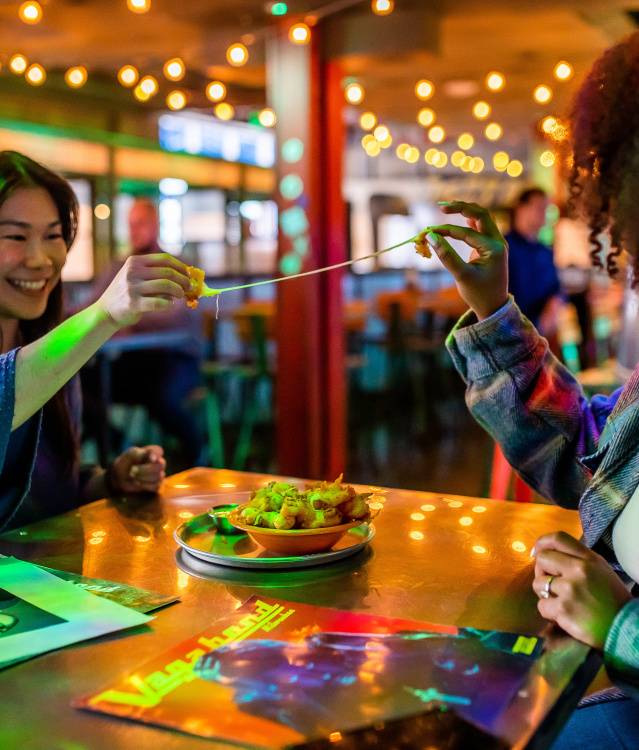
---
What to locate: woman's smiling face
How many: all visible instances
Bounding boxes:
[0,187,67,323]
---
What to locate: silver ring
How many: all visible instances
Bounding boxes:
[540,575,554,599]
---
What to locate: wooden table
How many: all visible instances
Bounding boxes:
[0,468,600,750]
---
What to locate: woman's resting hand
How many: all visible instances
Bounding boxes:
[532,531,633,650]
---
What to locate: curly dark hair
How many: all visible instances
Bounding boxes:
[566,31,639,282]
[0,150,80,476]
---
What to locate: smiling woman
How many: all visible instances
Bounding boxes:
[0,150,195,531]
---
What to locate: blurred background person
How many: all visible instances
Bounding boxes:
[505,188,564,356]
[81,198,204,472]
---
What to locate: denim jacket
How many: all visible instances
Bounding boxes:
[446,297,639,699]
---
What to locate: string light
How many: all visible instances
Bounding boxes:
[360,112,376,130]
[362,134,376,148]
[373,124,389,142]
[166,91,187,110]
[365,140,381,157]
[289,23,311,44]
[469,157,484,174]
[485,122,502,140]
[94,204,110,220]
[206,81,226,102]
[258,108,276,127]
[493,151,509,171]
[227,43,248,66]
[506,159,523,177]
[345,83,364,104]
[127,0,150,13]
[9,55,28,74]
[396,143,410,159]
[405,147,419,163]
[451,150,465,167]
[139,75,158,96]
[541,116,558,134]
[134,84,150,101]
[533,85,552,104]
[486,71,505,91]
[118,65,139,87]
[540,150,556,167]
[433,152,448,168]
[215,102,234,120]
[417,108,435,127]
[378,133,393,148]
[425,148,439,165]
[65,66,87,88]
[457,133,474,150]
[428,126,445,143]
[473,101,491,119]
[372,0,394,15]
[163,58,185,81]
[415,80,434,100]
[19,1,42,24]
[554,61,573,80]
[25,64,45,85]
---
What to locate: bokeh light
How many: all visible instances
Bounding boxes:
[428,126,445,143]
[372,0,394,15]
[215,102,234,120]
[19,1,42,24]
[540,150,556,167]
[485,122,502,140]
[127,0,150,12]
[227,43,248,66]
[345,83,364,104]
[473,101,491,119]
[289,23,311,44]
[206,81,226,102]
[507,159,523,177]
[163,58,185,81]
[9,54,28,74]
[25,64,45,85]
[457,133,474,150]
[493,151,509,171]
[554,61,573,80]
[417,108,436,127]
[166,90,187,110]
[415,79,434,100]
[360,112,376,130]
[533,85,552,104]
[65,66,87,88]
[258,108,276,127]
[486,71,504,91]
[118,65,138,87]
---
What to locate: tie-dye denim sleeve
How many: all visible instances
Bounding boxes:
[446,298,608,508]
[604,599,639,698]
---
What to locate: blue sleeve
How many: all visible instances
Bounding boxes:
[604,599,639,698]
[0,350,18,474]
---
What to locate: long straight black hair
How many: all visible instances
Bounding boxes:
[0,150,79,476]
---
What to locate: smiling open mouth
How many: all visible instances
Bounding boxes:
[7,279,47,291]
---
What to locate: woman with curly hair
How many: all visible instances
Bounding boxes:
[0,151,193,530]
[413,32,639,750]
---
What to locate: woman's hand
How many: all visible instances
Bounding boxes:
[98,253,192,328]
[531,531,633,650]
[418,201,509,321]
[108,445,166,494]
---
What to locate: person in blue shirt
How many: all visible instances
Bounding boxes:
[0,150,193,531]
[505,188,563,349]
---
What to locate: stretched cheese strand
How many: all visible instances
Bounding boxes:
[201,234,421,298]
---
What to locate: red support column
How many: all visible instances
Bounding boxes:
[267,25,347,480]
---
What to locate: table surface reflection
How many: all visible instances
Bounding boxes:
[0,468,599,750]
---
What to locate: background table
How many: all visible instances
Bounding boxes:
[0,468,600,750]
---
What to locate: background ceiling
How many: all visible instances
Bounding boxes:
[1,0,638,147]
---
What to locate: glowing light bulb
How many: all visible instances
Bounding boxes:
[534,85,552,104]
[485,122,502,140]
[428,125,445,143]
[25,64,45,85]
[65,66,87,88]
[345,83,364,104]
[227,43,248,66]
[554,61,573,80]
[417,108,436,127]
[19,1,42,24]
[473,101,491,119]
[215,102,234,120]
[493,152,509,171]
[373,124,389,142]
[507,159,523,177]
[163,58,185,81]
[127,0,150,13]
[206,81,226,102]
[372,0,394,15]
[118,65,138,87]
[540,150,556,167]
[360,112,376,130]
[457,133,474,150]
[167,91,187,110]
[139,75,158,96]
[289,23,311,44]
[415,79,434,100]
[258,108,276,127]
[9,54,28,74]
[486,71,505,91]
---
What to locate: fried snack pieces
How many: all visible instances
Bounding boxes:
[185,266,206,309]
[414,232,432,259]
[240,476,374,530]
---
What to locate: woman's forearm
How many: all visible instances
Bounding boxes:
[13,302,119,430]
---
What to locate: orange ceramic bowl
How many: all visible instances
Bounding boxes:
[227,505,365,556]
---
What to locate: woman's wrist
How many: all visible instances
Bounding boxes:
[474,295,510,322]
